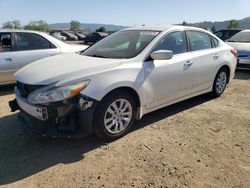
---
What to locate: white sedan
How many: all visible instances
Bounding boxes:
[0,29,88,85]
[10,25,237,140]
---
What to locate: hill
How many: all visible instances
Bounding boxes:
[188,17,250,30]
[49,23,127,31]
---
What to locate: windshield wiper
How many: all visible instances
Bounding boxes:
[86,54,108,58]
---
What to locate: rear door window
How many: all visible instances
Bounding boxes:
[0,33,12,52]
[15,32,55,51]
[188,31,212,51]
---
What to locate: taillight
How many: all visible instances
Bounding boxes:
[231,49,238,58]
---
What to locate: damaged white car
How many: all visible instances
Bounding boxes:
[9,25,237,140]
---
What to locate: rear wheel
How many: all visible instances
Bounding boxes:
[93,91,136,141]
[211,68,229,97]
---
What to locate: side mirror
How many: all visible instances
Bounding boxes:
[150,50,173,60]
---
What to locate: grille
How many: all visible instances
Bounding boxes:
[17,81,44,98]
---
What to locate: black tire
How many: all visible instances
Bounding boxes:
[211,67,229,97]
[93,90,136,141]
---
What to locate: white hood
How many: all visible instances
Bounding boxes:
[61,44,88,53]
[15,53,122,85]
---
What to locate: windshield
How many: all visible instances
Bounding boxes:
[228,31,250,43]
[82,30,159,59]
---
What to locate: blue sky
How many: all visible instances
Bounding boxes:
[0,0,249,26]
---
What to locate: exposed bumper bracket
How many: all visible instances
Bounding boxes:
[9,99,20,112]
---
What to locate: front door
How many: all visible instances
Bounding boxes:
[144,31,194,109]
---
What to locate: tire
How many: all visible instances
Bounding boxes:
[211,67,229,97]
[93,91,136,141]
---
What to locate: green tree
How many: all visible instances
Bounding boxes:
[3,20,21,29]
[24,20,50,32]
[96,26,106,33]
[70,20,80,31]
[182,21,188,26]
[211,26,216,33]
[228,20,240,29]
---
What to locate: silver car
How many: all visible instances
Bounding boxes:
[227,30,250,70]
[0,29,88,85]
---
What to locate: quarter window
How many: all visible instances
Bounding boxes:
[211,37,219,47]
[189,31,212,51]
[0,33,12,52]
[153,31,188,55]
[15,33,55,51]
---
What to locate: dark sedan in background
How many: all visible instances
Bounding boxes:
[83,32,108,44]
[214,29,242,41]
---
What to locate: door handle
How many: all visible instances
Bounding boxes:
[213,54,220,59]
[4,58,12,61]
[184,60,193,66]
[184,60,193,70]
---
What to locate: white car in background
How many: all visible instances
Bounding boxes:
[0,29,88,85]
[10,25,237,140]
[51,32,67,41]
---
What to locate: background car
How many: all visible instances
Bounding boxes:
[61,31,78,41]
[51,32,67,41]
[0,29,88,85]
[10,25,237,140]
[227,30,250,70]
[214,29,242,41]
[74,32,86,40]
[83,32,108,44]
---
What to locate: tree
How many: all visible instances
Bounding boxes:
[24,20,50,32]
[211,26,216,33]
[96,26,106,33]
[70,20,80,31]
[182,21,188,26]
[3,20,21,29]
[228,20,240,29]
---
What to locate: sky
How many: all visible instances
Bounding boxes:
[0,0,250,26]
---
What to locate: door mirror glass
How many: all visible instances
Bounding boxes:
[150,50,173,60]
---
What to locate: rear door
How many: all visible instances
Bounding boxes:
[187,31,219,93]
[13,32,60,70]
[0,32,16,84]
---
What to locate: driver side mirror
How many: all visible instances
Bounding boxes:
[150,50,173,60]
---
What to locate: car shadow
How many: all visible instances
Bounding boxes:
[234,70,250,80]
[0,93,213,185]
[0,85,15,96]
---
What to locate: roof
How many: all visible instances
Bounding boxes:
[0,29,46,34]
[122,25,203,32]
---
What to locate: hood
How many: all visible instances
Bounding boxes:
[226,42,250,52]
[15,53,123,85]
[61,44,89,53]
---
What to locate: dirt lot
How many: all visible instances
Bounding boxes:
[0,71,249,188]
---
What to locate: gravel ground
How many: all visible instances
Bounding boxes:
[0,71,249,188]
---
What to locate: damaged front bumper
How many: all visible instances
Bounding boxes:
[9,87,98,137]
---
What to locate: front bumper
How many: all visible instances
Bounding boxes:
[10,87,97,137]
[237,58,250,70]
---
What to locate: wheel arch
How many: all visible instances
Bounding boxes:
[99,86,142,119]
[218,64,231,83]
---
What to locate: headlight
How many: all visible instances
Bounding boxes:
[28,80,90,105]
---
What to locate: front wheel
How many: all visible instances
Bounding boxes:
[211,68,229,97]
[93,91,136,141]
